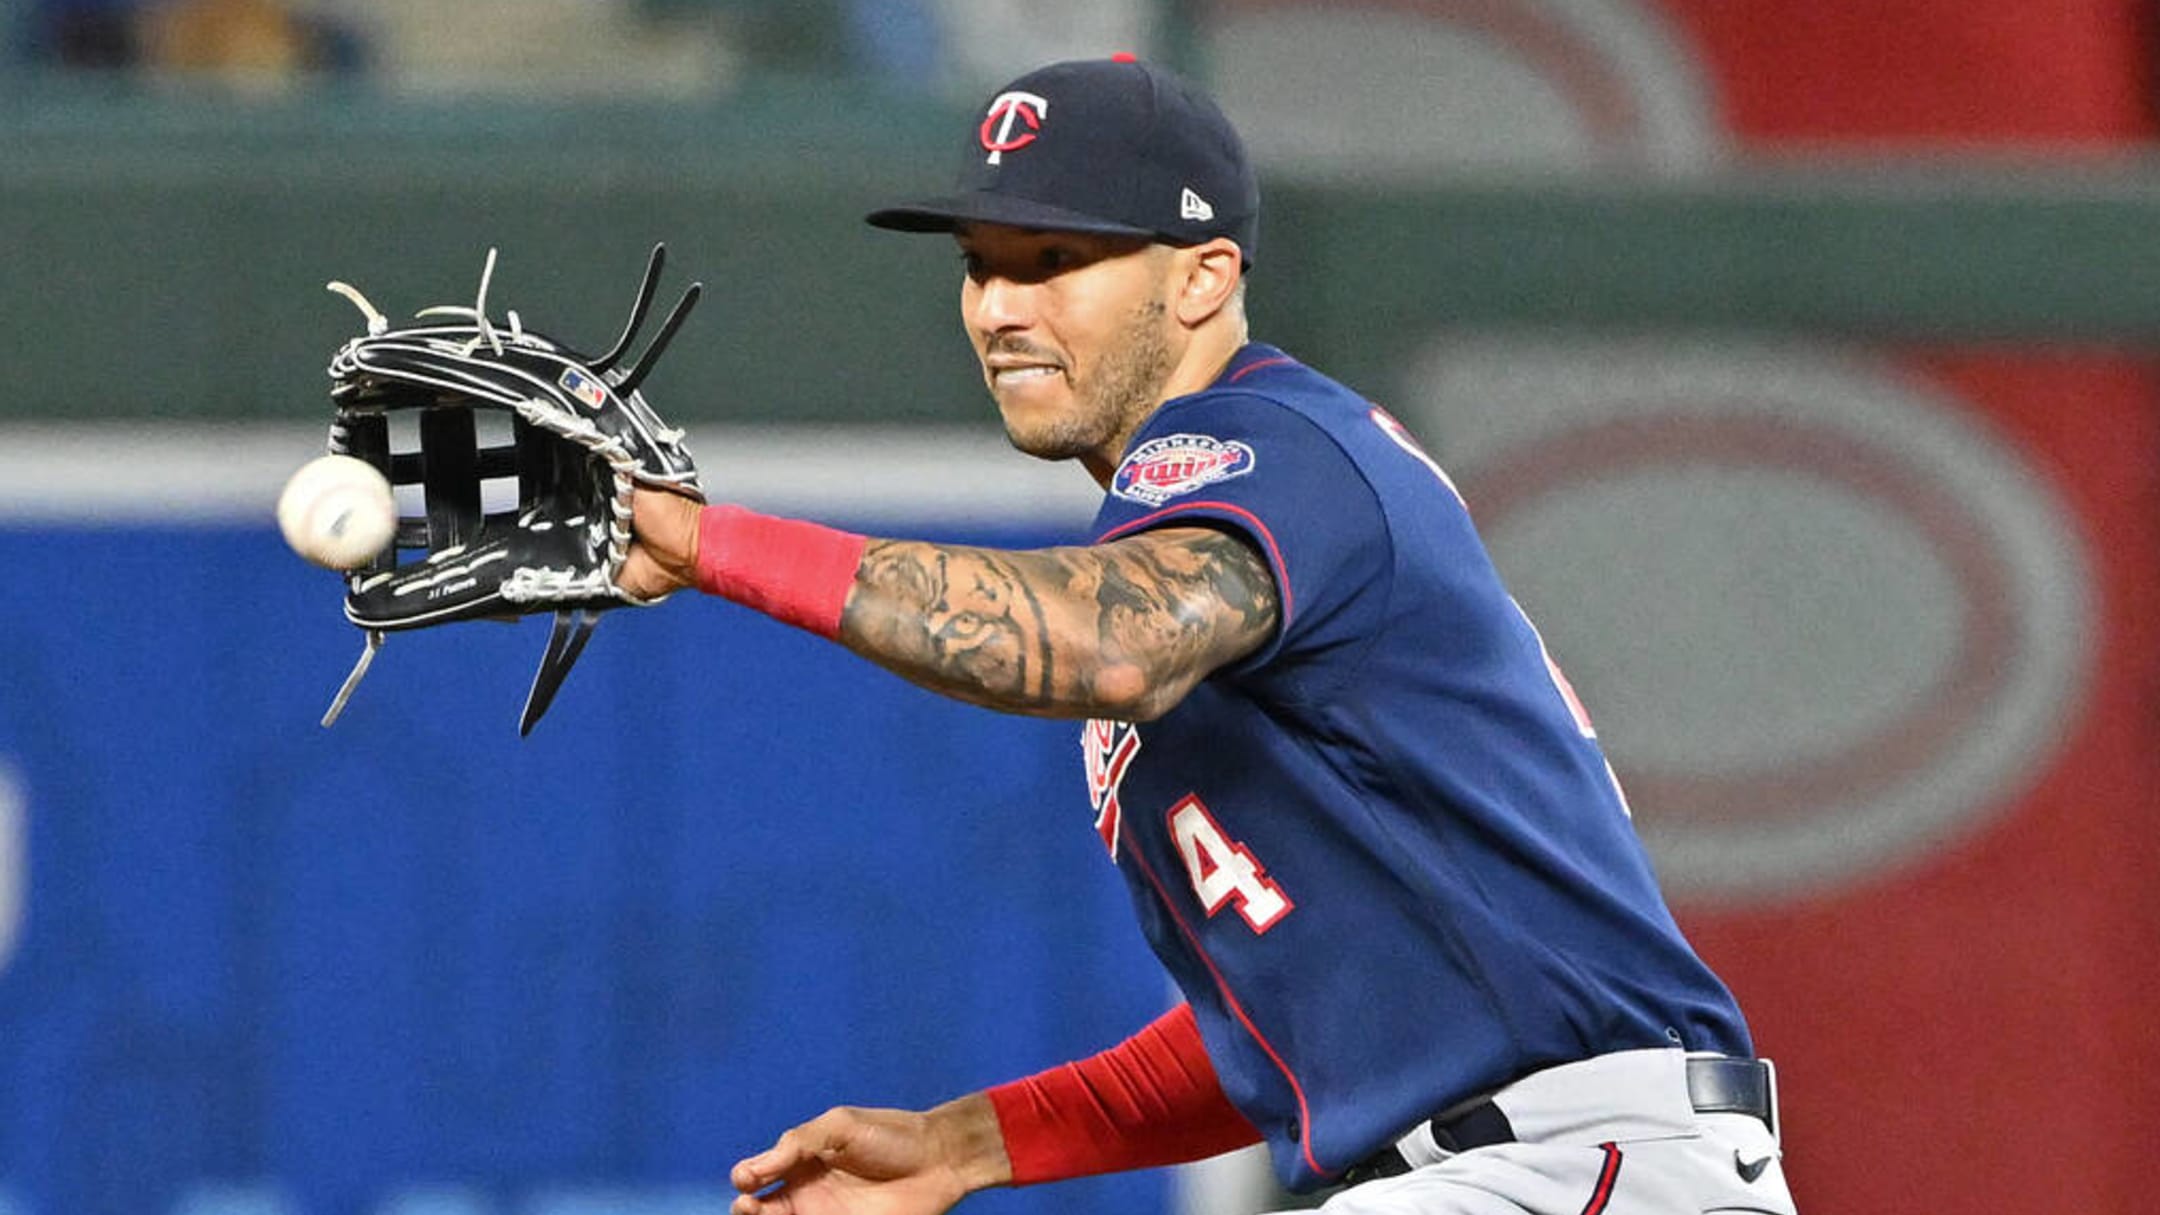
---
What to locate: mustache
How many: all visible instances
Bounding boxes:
[983,335,1067,368]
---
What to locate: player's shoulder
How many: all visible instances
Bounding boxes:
[1139,344,1369,448]
[1131,345,1475,531]
[1105,346,1383,517]
[1175,343,1361,416]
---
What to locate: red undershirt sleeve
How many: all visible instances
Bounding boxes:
[692,505,867,639]
[986,1003,1264,1184]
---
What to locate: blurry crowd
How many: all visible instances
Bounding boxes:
[9,0,1165,97]
[19,0,362,77]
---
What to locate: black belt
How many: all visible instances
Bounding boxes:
[1343,1056,1775,1186]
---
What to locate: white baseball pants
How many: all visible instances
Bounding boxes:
[1271,1050,1798,1215]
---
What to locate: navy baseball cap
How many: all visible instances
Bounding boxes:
[866,56,1260,263]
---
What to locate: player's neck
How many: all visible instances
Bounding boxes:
[1078,318,1249,487]
[1161,314,1249,404]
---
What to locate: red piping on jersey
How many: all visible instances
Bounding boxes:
[1098,501,1294,622]
[1227,355,1295,382]
[1123,833,1328,1178]
[1580,1142,1624,1215]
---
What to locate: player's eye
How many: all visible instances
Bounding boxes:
[959,251,986,281]
[1037,245,1075,273]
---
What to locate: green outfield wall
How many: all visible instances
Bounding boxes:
[6,82,2160,424]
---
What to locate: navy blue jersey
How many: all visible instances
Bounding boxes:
[1081,344,1752,1191]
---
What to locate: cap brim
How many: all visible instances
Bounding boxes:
[866,192,1159,240]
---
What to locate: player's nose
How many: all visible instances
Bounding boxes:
[967,272,1038,335]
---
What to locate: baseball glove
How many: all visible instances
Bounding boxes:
[316,244,703,734]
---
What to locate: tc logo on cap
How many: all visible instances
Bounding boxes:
[980,90,1049,165]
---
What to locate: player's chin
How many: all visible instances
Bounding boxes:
[992,393,1073,453]
[998,410,1097,463]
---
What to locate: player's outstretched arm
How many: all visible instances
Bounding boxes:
[842,527,1277,720]
[729,1095,1011,1215]
[621,490,1280,721]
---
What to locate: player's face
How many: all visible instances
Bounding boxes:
[955,224,1179,468]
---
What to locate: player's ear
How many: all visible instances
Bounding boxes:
[1171,238,1244,327]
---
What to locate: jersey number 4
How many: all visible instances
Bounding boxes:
[1168,796,1293,933]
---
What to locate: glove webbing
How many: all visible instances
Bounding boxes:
[316,245,701,734]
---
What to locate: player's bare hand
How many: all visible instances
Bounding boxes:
[730,1097,1011,1215]
[618,487,704,600]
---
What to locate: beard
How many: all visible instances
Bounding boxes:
[997,298,1174,463]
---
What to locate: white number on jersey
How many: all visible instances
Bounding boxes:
[1517,606,1597,741]
[1369,405,1467,507]
[1168,796,1293,933]
[1514,603,1634,817]
[1367,402,1633,820]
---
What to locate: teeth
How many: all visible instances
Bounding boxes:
[995,366,1059,384]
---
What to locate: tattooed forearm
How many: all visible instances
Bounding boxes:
[848,544,1051,705]
[838,526,1281,720]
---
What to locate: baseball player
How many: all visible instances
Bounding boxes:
[619,56,1798,1215]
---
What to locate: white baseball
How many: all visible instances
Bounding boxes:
[277,454,398,570]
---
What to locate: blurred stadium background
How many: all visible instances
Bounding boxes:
[2,0,2157,1212]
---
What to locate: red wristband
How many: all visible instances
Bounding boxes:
[692,505,869,639]
[987,1004,1261,1184]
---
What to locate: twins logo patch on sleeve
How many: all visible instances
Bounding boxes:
[1111,434,1257,506]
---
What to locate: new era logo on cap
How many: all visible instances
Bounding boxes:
[865,57,1261,264]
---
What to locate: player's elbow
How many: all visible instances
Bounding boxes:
[1088,661,1193,723]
